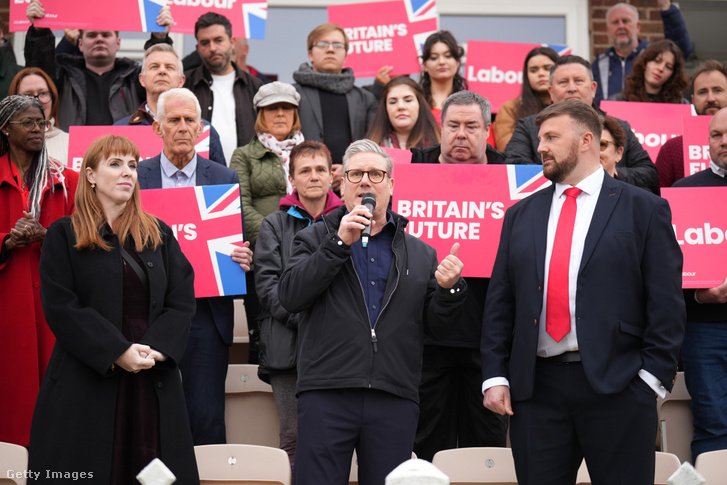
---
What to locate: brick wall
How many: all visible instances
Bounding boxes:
[590,0,669,60]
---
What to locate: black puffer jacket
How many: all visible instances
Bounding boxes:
[278,205,468,403]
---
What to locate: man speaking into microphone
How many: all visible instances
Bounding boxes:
[279,139,467,485]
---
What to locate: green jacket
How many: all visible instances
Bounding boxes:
[231,136,287,249]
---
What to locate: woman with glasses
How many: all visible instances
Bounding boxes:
[9,68,69,167]
[293,23,377,190]
[0,94,78,447]
[600,116,626,179]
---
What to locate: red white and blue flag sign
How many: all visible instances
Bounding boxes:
[140,184,247,298]
[466,41,571,114]
[168,0,267,39]
[392,163,551,277]
[10,0,267,38]
[10,0,166,32]
[328,0,439,78]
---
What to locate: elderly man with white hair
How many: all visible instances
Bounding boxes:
[138,87,252,445]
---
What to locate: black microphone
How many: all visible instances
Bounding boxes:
[361,193,376,248]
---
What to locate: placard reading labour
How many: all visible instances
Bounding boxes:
[662,187,727,289]
[599,100,692,163]
[465,41,570,114]
[10,0,267,38]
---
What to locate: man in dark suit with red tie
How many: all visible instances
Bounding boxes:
[481,100,685,484]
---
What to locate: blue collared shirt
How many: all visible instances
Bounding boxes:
[160,151,198,188]
[351,213,396,328]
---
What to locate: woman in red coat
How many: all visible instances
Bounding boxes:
[0,95,77,446]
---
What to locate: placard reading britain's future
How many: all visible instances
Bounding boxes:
[328,0,439,78]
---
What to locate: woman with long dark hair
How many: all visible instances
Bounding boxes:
[366,77,440,150]
[419,30,467,123]
[0,95,77,447]
[609,40,689,104]
[494,47,559,150]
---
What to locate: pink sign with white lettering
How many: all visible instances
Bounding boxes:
[328,0,439,77]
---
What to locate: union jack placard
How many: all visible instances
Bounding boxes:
[140,184,247,298]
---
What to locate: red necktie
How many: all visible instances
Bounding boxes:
[546,187,582,342]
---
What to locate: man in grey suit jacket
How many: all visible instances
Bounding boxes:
[138,88,252,445]
[292,22,377,192]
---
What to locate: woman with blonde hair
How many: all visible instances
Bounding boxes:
[28,135,199,484]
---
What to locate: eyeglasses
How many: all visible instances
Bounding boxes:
[312,41,346,51]
[600,140,617,151]
[344,169,388,184]
[22,91,52,103]
[6,119,51,132]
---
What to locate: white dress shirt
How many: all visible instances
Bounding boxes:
[483,168,664,397]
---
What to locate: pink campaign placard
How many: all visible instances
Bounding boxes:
[465,41,571,114]
[140,184,247,298]
[662,187,727,289]
[10,0,267,37]
[328,0,439,78]
[392,163,551,277]
[681,115,712,178]
[67,125,213,172]
[10,0,166,32]
[599,100,692,163]
[167,0,267,38]
[383,146,412,164]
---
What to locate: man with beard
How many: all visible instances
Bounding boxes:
[185,12,262,165]
[504,55,658,194]
[656,60,727,188]
[482,100,685,484]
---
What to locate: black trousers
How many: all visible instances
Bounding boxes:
[178,298,229,445]
[510,359,657,485]
[295,388,418,485]
[414,345,508,461]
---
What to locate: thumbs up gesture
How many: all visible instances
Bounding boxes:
[435,243,463,289]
